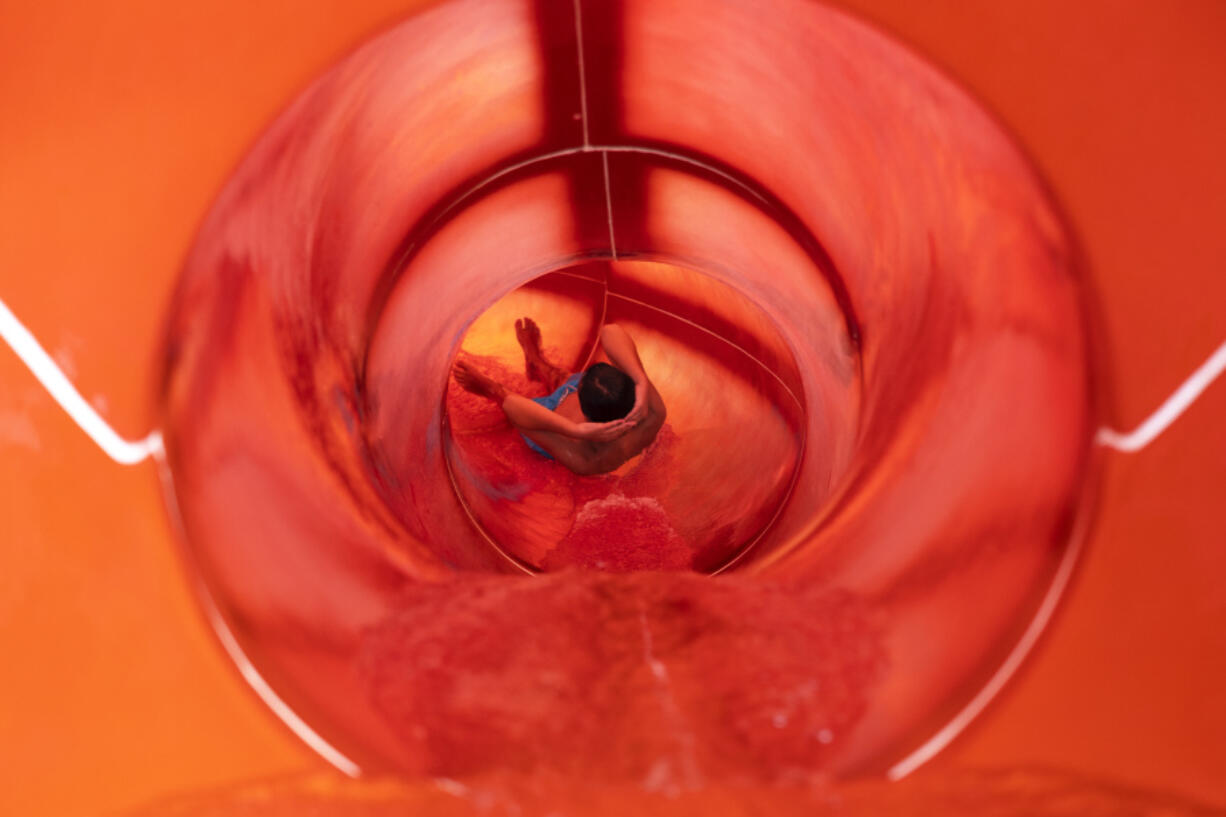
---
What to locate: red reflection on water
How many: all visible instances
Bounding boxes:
[159,0,1093,784]
[361,572,884,780]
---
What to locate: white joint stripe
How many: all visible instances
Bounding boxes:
[0,297,162,465]
[154,459,364,777]
[601,150,618,259]
[571,0,591,147]
[208,601,363,778]
[1097,339,1226,453]
[887,480,1092,780]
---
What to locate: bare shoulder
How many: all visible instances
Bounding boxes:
[637,385,667,441]
[647,380,666,420]
[586,388,666,474]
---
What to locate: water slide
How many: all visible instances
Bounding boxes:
[1,0,1222,813]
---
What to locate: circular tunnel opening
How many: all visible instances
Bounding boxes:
[362,144,861,574]
[158,0,1097,785]
[441,258,824,573]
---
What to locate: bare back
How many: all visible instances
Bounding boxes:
[525,382,666,475]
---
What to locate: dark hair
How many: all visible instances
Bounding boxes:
[578,362,635,422]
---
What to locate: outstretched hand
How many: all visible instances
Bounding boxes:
[575,417,635,442]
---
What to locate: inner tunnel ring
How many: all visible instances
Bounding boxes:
[158,0,1096,781]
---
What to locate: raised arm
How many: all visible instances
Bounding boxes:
[501,392,631,441]
[599,324,648,383]
[599,323,655,425]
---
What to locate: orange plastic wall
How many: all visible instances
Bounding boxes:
[0,1,1223,814]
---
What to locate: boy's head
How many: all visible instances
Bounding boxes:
[578,362,635,422]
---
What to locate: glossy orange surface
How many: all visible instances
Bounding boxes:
[1,1,1223,815]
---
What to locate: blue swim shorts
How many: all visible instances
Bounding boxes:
[521,373,582,459]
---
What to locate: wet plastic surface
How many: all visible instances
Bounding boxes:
[2,1,1224,815]
[444,262,806,571]
[156,0,1091,782]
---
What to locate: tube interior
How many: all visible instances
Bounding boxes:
[363,149,860,572]
[442,259,816,572]
[160,0,1093,780]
